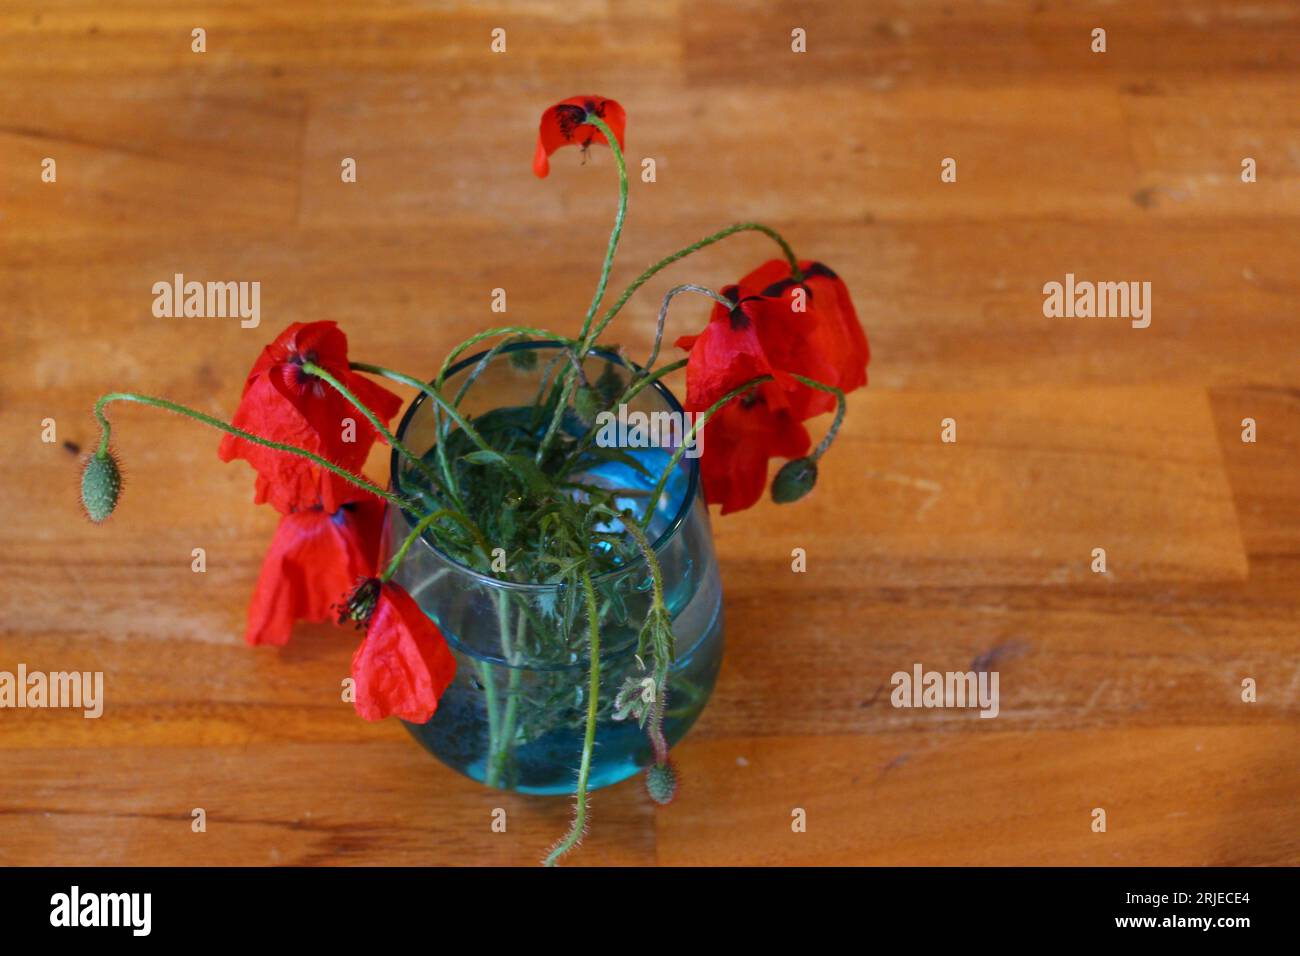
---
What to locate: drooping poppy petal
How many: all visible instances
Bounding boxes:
[351,582,456,723]
[735,284,844,420]
[674,294,791,414]
[533,96,627,178]
[218,321,403,514]
[244,499,386,647]
[698,386,811,515]
[737,259,870,403]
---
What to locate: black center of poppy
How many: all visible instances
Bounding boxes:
[760,277,812,302]
[288,349,321,386]
[555,104,587,140]
[728,295,763,330]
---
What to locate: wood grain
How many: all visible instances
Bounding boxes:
[1,1,1297,866]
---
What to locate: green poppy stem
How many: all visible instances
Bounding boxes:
[381,508,492,580]
[300,361,445,497]
[543,567,603,866]
[581,222,803,355]
[433,327,578,389]
[349,362,533,492]
[91,392,412,510]
[577,113,629,345]
[787,374,848,460]
[644,284,735,372]
[622,518,673,766]
[535,113,629,464]
[557,357,690,476]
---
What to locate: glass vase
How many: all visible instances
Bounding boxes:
[385,342,724,794]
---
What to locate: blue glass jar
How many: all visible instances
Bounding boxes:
[386,343,724,794]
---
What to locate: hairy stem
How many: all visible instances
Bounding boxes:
[533,370,578,465]
[644,284,735,372]
[536,112,628,464]
[433,327,577,389]
[577,113,630,344]
[582,222,803,353]
[301,360,444,496]
[349,362,533,493]
[622,519,673,766]
[381,508,492,579]
[543,568,603,866]
[483,593,512,789]
[788,373,848,460]
[489,604,526,788]
[92,392,412,509]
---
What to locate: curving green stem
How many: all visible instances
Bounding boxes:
[787,374,848,460]
[621,357,688,406]
[644,284,735,372]
[433,327,578,389]
[486,593,526,789]
[349,362,533,493]
[92,392,413,510]
[381,508,492,578]
[581,222,803,354]
[543,568,603,867]
[577,112,629,345]
[534,113,629,463]
[622,518,673,766]
[623,518,667,644]
[533,371,579,465]
[301,360,445,497]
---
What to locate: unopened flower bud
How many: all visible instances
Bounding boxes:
[771,457,817,504]
[645,759,678,805]
[80,451,122,523]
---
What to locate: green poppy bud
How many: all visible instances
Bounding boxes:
[771,457,818,504]
[645,759,678,806]
[80,451,122,523]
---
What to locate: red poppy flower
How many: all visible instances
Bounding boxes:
[533,96,627,178]
[245,499,386,647]
[699,386,811,515]
[737,260,870,407]
[350,581,456,723]
[674,295,795,414]
[218,321,403,514]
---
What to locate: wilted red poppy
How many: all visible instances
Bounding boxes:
[737,260,870,408]
[674,295,793,414]
[698,386,811,515]
[349,581,457,723]
[218,321,403,514]
[533,96,627,178]
[244,499,386,647]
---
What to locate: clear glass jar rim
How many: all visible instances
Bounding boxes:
[388,341,700,592]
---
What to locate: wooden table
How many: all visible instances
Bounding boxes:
[2,1,1297,866]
